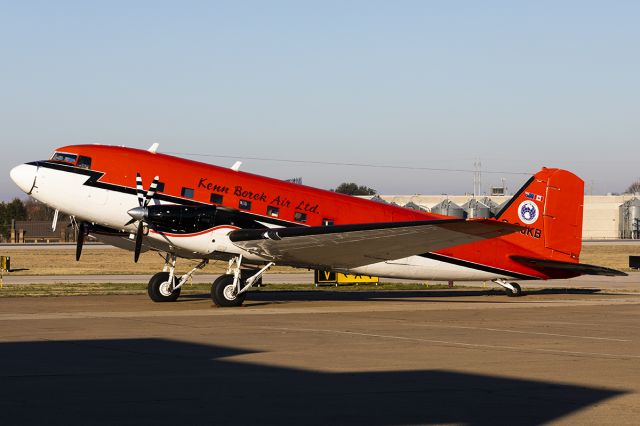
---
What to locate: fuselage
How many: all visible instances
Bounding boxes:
[10,144,568,281]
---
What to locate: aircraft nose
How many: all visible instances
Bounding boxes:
[10,164,38,194]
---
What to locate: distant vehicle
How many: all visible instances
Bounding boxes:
[10,144,625,306]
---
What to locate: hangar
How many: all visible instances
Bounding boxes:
[371,194,640,240]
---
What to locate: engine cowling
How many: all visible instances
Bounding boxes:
[132,205,266,234]
[144,205,216,233]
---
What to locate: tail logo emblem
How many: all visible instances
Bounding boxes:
[518,201,539,225]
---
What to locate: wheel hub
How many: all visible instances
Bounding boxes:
[159,281,173,297]
[223,284,237,301]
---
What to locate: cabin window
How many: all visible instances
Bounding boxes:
[239,199,252,210]
[51,152,77,165]
[156,182,165,193]
[210,193,223,204]
[181,187,194,198]
[267,206,279,217]
[77,156,92,169]
[294,212,307,223]
[322,218,334,226]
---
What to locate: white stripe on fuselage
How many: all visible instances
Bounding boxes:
[350,256,518,281]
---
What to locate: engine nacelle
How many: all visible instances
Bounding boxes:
[139,205,265,234]
[145,205,216,233]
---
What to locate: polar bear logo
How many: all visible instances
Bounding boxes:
[518,201,538,225]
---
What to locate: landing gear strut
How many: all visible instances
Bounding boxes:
[211,255,275,307]
[493,279,523,297]
[147,254,208,302]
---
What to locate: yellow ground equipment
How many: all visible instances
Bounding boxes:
[315,270,379,286]
[0,256,9,288]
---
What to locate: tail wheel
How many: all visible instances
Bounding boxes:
[148,272,181,302]
[506,282,522,297]
[211,274,246,307]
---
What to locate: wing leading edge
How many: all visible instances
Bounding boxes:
[229,219,521,270]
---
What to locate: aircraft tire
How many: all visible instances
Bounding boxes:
[147,272,181,302]
[211,274,246,307]
[506,282,522,297]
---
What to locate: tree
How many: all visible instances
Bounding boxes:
[625,180,640,195]
[332,182,377,196]
[6,198,27,221]
[23,198,58,221]
[0,198,28,240]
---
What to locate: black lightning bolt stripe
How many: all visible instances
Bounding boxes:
[494,175,535,220]
[29,161,299,228]
[419,252,538,280]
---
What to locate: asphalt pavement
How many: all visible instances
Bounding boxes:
[1,288,639,424]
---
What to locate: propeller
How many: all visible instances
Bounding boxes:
[76,221,87,261]
[125,173,159,262]
[134,220,145,263]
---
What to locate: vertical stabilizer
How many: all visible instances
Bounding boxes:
[495,168,584,260]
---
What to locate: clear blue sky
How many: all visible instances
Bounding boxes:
[1,1,638,200]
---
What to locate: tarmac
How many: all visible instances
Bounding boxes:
[4,271,640,293]
[1,280,640,424]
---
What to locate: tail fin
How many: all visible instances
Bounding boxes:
[495,168,584,261]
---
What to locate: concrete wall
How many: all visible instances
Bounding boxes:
[583,196,622,240]
[374,194,639,240]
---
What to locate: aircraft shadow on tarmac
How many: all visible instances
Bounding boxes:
[179,287,603,304]
[0,338,623,425]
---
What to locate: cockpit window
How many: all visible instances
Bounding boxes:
[77,156,92,169]
[51,152,78,164]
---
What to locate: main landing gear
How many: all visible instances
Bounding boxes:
[211,255,275,307]
[148,271,181,302]
[147,254,208,302]
[145,253,275,307]
[493,279,523,297]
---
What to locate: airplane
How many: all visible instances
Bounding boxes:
[9,144,625,307]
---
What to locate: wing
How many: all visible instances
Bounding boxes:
[229,219,521,269]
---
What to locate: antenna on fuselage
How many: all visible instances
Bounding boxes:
[231,161,242,171]
[148,143,160,154]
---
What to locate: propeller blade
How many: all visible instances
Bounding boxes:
[76,222,86,261]
[134,221,144,263]
[124,218,137,226]
[135,173,145,207]
[143,175,160,206]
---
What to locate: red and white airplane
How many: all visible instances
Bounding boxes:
[10,144,624,306]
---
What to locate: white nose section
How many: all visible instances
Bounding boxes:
[10,164,38,194]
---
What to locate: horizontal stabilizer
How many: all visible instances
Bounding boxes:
[511,256,627,277]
